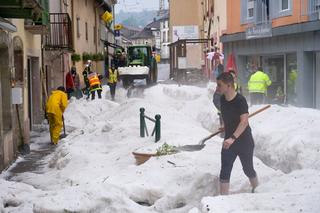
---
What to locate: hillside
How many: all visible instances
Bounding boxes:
[115,10,158,28]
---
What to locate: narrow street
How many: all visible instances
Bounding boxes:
[1,64,320,212]
[1,0,320,212]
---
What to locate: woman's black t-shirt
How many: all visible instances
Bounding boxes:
[220,93,254,149]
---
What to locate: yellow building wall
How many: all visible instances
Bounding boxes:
[72,0,105,75]
[11,19,42,133]
[170,0,204,69]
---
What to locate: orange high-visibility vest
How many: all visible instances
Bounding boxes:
[88,72,100,87]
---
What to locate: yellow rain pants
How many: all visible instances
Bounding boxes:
[47,113,63,145]
[46,90,68,145]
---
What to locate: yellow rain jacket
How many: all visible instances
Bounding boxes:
[46,90,68,144]
[108,68,118,84]
[248,71,272,94]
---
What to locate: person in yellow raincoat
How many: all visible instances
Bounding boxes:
[46,86,68,145]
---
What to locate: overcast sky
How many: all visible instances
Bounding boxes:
[115,0,167,12]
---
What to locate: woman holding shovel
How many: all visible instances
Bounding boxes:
[216,72,258,195]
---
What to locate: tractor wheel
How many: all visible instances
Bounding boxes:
[153,64,158,83]
[122,77,131,89]
[146,73,152,85]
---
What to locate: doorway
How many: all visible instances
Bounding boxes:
[262,55,284,103]
[27,57,41,130]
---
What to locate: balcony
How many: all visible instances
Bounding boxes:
[0,0,49,34]
[44,13,73,52]
[302,0,320,21]
[244,0,272,39]
[0,0,46,20]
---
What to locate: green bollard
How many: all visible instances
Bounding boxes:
[155,114,161,142]
[140,108,145,137]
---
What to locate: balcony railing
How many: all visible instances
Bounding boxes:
[0,0,47,20]
[44,13,73,52]
[301,0,320,21]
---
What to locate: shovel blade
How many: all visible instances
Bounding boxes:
[175,144,205,152]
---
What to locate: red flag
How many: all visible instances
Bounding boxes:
[225,53,238,75]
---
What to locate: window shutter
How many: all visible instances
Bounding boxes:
[309,0,314,14]
[269,0,278,19]
[241,0,248,24]
[254,0,262,23]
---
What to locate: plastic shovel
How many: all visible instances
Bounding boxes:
[174,105,271,152]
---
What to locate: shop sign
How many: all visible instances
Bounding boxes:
[172,25,199,42]
[115,24,122,31]
[246,22,272,39]
[101,11,113,23]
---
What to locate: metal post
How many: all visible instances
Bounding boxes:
[140,108,145,137]
[155,114,161,142]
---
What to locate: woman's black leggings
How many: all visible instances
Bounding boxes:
[219,144,256,182]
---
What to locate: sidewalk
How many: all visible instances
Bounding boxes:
[5,125,56,180]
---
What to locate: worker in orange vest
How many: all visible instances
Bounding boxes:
[88,70,102,100]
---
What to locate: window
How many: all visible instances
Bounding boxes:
[85,22,88,41]
[241,0,255,24]
[316,0,320,10]
[280,0,289,11]
[76,17,80,38]
[248,0,254,18]
[273,0,292,18]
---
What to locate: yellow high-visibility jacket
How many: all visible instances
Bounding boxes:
[46,90,68,118]
[108,68,118,84]
[248,71,272,94]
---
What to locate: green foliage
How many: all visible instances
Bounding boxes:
[82,52,93,62]
[156,143,177,156]
[71,53,81,62]
[92,53,104,61]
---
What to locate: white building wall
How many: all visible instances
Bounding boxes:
[160,19,170,59]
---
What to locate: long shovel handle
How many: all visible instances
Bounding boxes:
[248,105,271,119]
[62,115,66,136]
[199,105,271,145]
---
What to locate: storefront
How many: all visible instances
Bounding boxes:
[244,54,298,104]
[221,20,320,108]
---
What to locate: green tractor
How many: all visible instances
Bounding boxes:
[118,45,158,88]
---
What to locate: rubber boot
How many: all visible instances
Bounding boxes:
[250,176,258,193]
[219,182,229,195]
